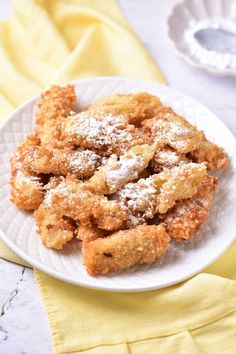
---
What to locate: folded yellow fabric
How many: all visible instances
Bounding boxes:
[0,1,236,353]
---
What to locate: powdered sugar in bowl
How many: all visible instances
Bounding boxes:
[168,0,236,77]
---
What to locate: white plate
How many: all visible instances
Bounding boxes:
[0,77,236,292]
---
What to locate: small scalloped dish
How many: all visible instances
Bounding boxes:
[168,0,236,76]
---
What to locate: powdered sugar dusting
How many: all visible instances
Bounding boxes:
[106,152,143,185]
[16,170,42,188]
[67,150,101,174]
[65,112,133,150]
[117,176,158,224]
[43,179,69,206]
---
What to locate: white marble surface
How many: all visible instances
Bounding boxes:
[0,0,236,353]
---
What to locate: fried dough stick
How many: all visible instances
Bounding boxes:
[88,144,155,194]
[142,107,204,153]
[45,176,128,231]
[10,135,44,210]
[26,145,101,178]
[87,92,162,126]
[116,162,207,226]
[160,175,217,241]
[35,85,76,148]
[61,111,148,156]
[82,224,170,275]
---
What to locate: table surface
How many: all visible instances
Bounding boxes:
[0,0,235,353]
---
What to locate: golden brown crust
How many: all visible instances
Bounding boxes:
[26,145,101,178]
[83,224,170,275]
[34,205,76,249]
[190,140,229,170]
[10,135,44,210]
[61,110,149,156]
[149,146,189,173]
[10,86,230,275]
[44,175,128,231]
[35,85,76,148]
[142,107,204,153]
[87,92,162,126]
[161,175,217,241]
[88,144,155,194]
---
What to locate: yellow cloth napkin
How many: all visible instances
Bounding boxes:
[0,1,236,353]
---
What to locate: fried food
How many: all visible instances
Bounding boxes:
[161,175,217,241]
[83,224,170,275]
[26,145,101,178]
[142,107,204,153]
[44,175,128,231]
[116,162,207,226]
[190,138,229,170]
[88,144,155,194]
[35,204,76,249]
[10,135,44,210]
[35,85,76,148]
[10,85,229,276]
[149,146,189,173]
[87,92,162,126]
[61,111,148,156]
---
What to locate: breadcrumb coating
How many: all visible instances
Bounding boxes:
[10,85,230,275]
[87,92,162,126]
[27,145,101,178]
[142,107,204,153]
[34,204,76,249]
[83,224,170,275]
[44,175,128,231]
[61,110,148,156]
[88,144,155,194]
[149,146,189,173]
[35,85,76,148]
[161,175,217,241]
[190,139,229,170]
[116,162,207,226]
[10,135,44,210]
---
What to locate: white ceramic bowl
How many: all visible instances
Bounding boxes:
[168,0,236,76]
[0,77,236,292]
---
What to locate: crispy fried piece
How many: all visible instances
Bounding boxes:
[190,138,229,170]
[161,175,217,241]
[88,144,155,194]
[77,225,105,243]
[87,92,162,126]
[61,111,148,156]
[82,224,170,275]
[116,162,207,226]
[35,85,76,148]
[26,145,101,178]
[149,146,189,173]
[10,135,44,210]
[142,107,204,153]
[34,204,76,250]
[154,162,207,214]
[46,175,128,231]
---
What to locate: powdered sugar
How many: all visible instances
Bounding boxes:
[106,153,143,185]
[67,150,100,173]
[43,179,69,206]
[65,112,133,150]
[16,170,42,187]
[117,176,158,223]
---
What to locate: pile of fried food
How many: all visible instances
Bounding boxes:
[10,84,229,276]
